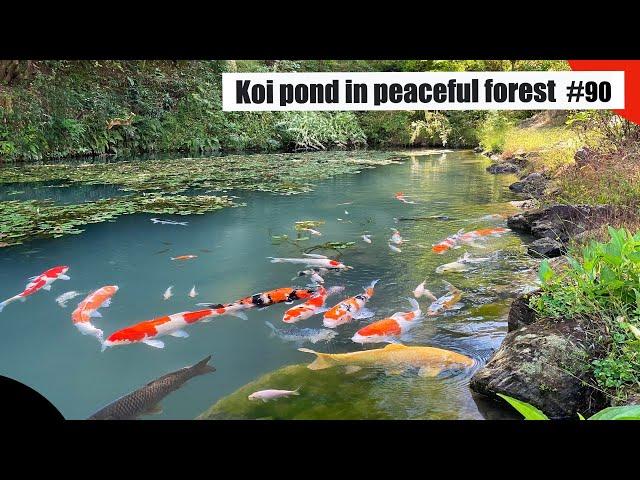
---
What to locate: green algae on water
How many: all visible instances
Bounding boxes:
[0,194,235,246]
[0,151,404,195]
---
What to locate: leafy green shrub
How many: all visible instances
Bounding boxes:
[357,111,412,146]
[531,227,640,399]
[276,111,366,151]
[478,112,515,152]
[498,393,640,420]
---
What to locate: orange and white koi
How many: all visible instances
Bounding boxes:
[268,253,350,270]
[199,286,317,312]
[283,285,345,323]
[102,306,247,350]
[352,298,422,344]
[0,265,70,313]
[72,285,119,341]
[171,255,197,261]
[427,282,463,316]
[432,227,510,254]
[323,280,379,328]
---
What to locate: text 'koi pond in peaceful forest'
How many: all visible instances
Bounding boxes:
[0,150,536,420]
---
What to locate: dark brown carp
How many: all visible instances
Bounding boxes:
[88,355,215,420]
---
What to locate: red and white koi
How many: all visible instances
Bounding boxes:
[268,253,350,270]
[72,285,118,342]
[101,306,247,350]
[432,227,510,254]
[0,265,70,313]
[352,298,422,344]
[323,280,379,328]
[283,285,345,324]
[395,192,416,204]
[390,228,403,245]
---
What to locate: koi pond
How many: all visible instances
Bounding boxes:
[0,149,534,419]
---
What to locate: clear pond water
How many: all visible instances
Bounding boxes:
[0,150,534,419]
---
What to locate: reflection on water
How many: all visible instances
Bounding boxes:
[0,150,533,419]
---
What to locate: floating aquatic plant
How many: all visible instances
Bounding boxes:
[0,151,404,246]
[0,194,235,246]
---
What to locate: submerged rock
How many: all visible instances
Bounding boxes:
[197,363,476,420]
[486,162,520,174]
[470,316,605,419]
[527,237,564,258]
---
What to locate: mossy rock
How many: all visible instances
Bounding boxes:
[197,363,464,420]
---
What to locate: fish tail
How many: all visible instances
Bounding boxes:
[192,355,216,375]
[443,281,460,294]
[298,348,333,370]
[406,297,421,315]
[0,295,20,313]
[268,257,285,263]
[365,279,380,295]
[265,321,277,337]
[293,386,302,395]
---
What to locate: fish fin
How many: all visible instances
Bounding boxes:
[344,365,362,374]
[353,307,375,320]
[443,281,460,294]
[450,303,465,310]
[418,366,444,377]
[42,284,52,291]
[461,252,471,262]
[303,253,328,259]
[170,330,189,338]
[20,297,27,302]
[90,311,102,318]
[228,310,248,320]
[314,307,329,315]
[193,355,216,374]
[144,404,163,415]
[406,297,421,312]
[297,348,333,370]
[58,274,70,280]
[265,321,277,337]
[100,298,112,308]
[366,279,380,290]
[142,339,165,349]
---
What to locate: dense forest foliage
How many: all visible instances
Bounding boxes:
[0,60,568,162]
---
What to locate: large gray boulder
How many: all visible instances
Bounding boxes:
[507,204,614,244]
[470,315,606,419]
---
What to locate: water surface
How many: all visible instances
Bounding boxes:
[0,150,532,419]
